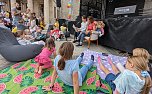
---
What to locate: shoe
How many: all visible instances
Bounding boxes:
[80,53,84,58]
[91,55,94,61]
[76,44,82,46]
[73,40,79,43]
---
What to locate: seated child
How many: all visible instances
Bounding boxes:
[17,19,28,33]
[59,23,67,39]
[98,56,152,94]
[133,48,152,78]
[35,38,56,74]
[95,21,105,37]
[35,26,47,41]
[43,42,95,94]
[50,26,60,40]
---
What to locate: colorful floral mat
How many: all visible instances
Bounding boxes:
[0,59,112,94]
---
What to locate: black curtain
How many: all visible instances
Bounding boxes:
[99,16,152,54]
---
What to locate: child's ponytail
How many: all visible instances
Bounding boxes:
[141,76,152,94]
[58,57,65,70]
[57,42,74,70]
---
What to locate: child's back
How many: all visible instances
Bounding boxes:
[54,55,82,86]
[114,69,145,94]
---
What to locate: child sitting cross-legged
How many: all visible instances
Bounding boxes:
[98,56,152,94]
[42,42,95,94]
[34,37,56,74]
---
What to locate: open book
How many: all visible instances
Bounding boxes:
[73,24,78,32]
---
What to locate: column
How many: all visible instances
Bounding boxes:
[10,0,16,10]
[44,0,50,24]
[27,0,34,12]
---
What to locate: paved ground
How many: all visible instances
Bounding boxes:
[0,36,128,70]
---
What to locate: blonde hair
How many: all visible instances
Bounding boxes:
[133,48,150,61]
[128,56,152,94]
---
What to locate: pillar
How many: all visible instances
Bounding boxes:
[44,0,50,24]
[10,0,16,10]
[27,0,34,12]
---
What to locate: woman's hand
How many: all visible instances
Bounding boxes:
[85,31,89,35]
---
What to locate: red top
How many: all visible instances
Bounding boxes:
[87,22,95,31]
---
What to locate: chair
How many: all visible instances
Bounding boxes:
[85,31,100,49]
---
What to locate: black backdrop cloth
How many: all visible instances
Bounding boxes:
[99,16,152,54]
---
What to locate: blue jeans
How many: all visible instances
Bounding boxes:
[76,56,94,81]
[79,33,90,44]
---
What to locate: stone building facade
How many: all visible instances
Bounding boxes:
[0,0,80,24]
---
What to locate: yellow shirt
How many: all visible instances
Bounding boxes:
[12,27,17,33]
[60,26,67,32]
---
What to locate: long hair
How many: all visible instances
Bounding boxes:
[58,42,74,70]
[45,37,55,50]
[127,56,152,94]
[133,48,150,70]
[88,16,94,23]
[133,48,150,61]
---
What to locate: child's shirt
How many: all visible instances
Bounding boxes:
[60,26,67,32]
[80,22,88,33]
[54,55,82,86]
[113,69,145,94]
[17,23,28,31]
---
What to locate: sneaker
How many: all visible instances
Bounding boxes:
[80,53,84,58]
[76,44,82,46]
[73,40,79,43]
[91,55,94,61]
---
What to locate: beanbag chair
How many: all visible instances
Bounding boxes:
[0,26,43,62]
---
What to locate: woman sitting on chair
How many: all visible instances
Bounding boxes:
[76,16,96,46]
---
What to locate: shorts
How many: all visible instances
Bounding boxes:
[105,73,120,91]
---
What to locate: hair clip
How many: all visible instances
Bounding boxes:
[141,71,150,78]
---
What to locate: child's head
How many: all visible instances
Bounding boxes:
[62,23,66,27]
[133,48,150,61]
[45,37,55,49]
[82,15,87,22]
[126,56,152,94]
[18,19,24,24]
[58,42,74,70]
[97,21,105,28]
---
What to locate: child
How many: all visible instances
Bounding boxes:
[98,56,152,94]
[59,23,67,39]
[95,21,105,37]
[133,48,152,78]
[50,28,60,40]
[34,38,56,74]
[43,42,95,94]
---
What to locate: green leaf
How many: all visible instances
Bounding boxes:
[1,89,10,94]
[0,67,11,73]
[63,84,73,94]
[20,76,34,87]
[0,73,12,83]
[31,59,36,64]
[40,71,50,79]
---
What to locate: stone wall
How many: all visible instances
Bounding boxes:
[143,0,152,16]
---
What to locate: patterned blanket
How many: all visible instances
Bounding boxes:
[0,59,112,94]
[81,50,127,78]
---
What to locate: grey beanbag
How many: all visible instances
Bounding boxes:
[0,26,43,62]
